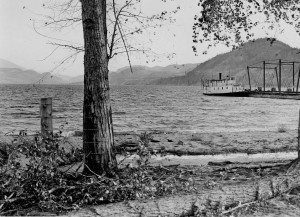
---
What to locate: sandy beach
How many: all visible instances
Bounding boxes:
[113,129,297,155]
[1,129,297,156]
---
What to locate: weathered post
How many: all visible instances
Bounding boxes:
[40,98,53,139]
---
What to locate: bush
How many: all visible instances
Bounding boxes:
[0,132,195,216]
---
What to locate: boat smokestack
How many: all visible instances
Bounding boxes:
[219,73,222,80]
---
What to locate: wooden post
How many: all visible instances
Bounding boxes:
[40,98,53,139]
[247,66,251,91]
[263,61,266,91]
[279,59,281,93]
[297,68,300,93]
[275,67,279,91]
[298,110,300,158]
[293,62,295,92]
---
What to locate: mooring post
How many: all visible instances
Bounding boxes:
[40,98,53,140]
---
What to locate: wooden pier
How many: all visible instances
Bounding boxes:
[249,91,300,100]
[247,59,300,100]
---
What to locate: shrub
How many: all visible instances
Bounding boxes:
[0,131,195,216]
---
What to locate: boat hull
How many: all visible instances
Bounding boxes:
[203,91,250,97]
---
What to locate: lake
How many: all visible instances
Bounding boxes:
[0,84,300,135]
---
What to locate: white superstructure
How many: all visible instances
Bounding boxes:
[203,73,246,96]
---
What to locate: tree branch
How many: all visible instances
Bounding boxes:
[112,0,133,72]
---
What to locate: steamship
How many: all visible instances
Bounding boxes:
[203,73,249,96]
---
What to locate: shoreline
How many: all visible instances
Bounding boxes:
[1,129,297,156]
[1,129,300,216]
[115,129,298,155]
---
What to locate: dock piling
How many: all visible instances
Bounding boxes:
[297,68,300,93]
[274,67,279,92]
[263,61,266,91]
[247,66,251,91]
[293,62,295,92]
[278,59,281,93]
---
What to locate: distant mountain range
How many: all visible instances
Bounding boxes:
[0,59,24,69]
[0,59,66,84]
[152,38,300,86]
[1,38,299,85]
[0,58,198,85]
[108,64,198,85]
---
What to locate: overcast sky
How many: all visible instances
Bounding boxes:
[1,0,300,77]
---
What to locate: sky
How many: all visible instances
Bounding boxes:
[1,0,300,77]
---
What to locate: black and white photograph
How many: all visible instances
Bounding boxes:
[1,0,300,216]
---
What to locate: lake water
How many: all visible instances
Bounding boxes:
[0,84,300,135]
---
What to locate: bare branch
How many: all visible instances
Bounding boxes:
[112,0,133,72]
[108,0,134,59]
[44,17,82,28]
[38,46,60,61]
[32,20,80,45]
[35,49,81,84]
[48,42,84,52]
[34,0,180,72]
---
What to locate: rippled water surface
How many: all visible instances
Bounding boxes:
[0,84,300,134]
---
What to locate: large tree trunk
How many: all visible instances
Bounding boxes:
[67,160,300,216]
[81,0,116,175]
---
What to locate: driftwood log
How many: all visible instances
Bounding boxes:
[64,159,300,217]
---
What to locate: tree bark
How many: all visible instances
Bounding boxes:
[81,0,116,175]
